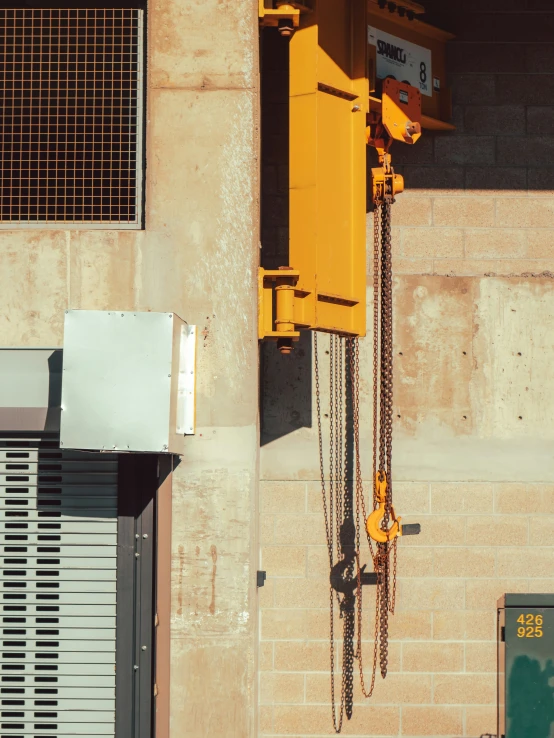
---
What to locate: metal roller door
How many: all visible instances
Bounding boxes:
[0,435,118,738]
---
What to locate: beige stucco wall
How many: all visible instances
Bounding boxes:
[0,1,261,736]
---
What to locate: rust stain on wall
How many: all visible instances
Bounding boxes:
[209,544,218,616]
[177,544,185,616]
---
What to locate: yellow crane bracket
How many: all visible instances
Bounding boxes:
[259,1,311,36]
[366,471,402,543]
[258,267,303,354]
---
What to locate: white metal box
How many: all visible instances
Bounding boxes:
[60,310,196,454]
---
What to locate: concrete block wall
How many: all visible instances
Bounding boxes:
[259,2,554,736]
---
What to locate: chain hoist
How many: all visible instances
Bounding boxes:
[314,77,423,734]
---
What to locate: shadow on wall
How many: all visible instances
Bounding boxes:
[260,331,312,445]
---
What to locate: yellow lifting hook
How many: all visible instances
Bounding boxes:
[366,472,402,543]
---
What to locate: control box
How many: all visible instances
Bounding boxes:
[497,593,554,738]
[60,310,196,454]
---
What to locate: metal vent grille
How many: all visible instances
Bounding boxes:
[0,8,143,228]
[0,436,117,738]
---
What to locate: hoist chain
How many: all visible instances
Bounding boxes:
[315,332,345,734]
[314,191,398,732]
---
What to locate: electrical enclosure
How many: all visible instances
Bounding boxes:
[60,310,196,454]
[497,593,554,738]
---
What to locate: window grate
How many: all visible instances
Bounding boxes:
[0,7,143,227]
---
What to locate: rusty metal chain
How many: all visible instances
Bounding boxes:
[314,188,398,726]
[373,201,381,498]
[315,332,345,734]
[315,332,333,568]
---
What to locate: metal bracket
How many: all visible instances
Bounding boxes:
[258,267,302,354]
[257,571,267,588]
[258,1,311,36]
[401,523,421,536]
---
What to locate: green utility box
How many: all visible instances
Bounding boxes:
[498,594,554,738]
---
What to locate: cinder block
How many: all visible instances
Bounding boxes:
[496,73,554,105]
[304,608,330,640]
[391,196,433,227]
[274,641,330,671]
[465,641,497,673]
[464,105,525,135]
[466,516,528,546]
[262,546,306,577]
[497,548,554,578]
[526,44,554,75]
[448,42,525,74]
[462,13,554,43]
[434,197,495,227]
[495,483,554,514]
[260,641,274,670]
[261,481,306,514]
[433,674,496,705]
[465,228,526,258]
[259,705,273,734]
[273,704,400,736]
[498,135,554,166]
[386,257,434,274]
[402,166,464,193]
[433,547,495,578]
[528,167,554,192]
[451,74,495,105]
[260,672,305,704]
[261,609,307,640]
[528,579,554,594]
[434,135,495,166]
[529,516,554,546]
[399,579,465,612]
[392,482,431,514]
[401,227,464,258]
[306,671,432,705]
[433,610,496,641]
[385,135,433,167]
[306,546,330,579]
[273,514,325,545]
[465,705,497,738]
[401,706,463,736]
[388,611,432,641]
[404,516,465,546]
[433,257,554,277]
[260,515,275,544]
[396,547,434,577]
[527,106,554,135]
[274,578,326,609]
[465,579,528,611]
[465,166,527,193]
[431,483,494,514]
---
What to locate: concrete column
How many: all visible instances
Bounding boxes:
[143,1,260,735]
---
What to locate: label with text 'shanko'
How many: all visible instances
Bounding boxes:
[368,25,432,97]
